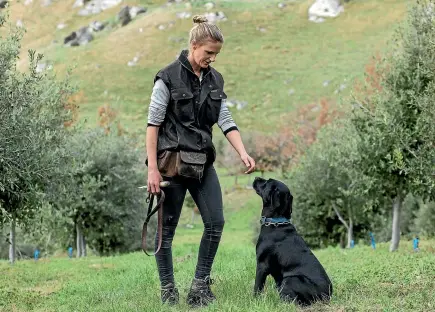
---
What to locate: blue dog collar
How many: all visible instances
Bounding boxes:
[260,216,291,226]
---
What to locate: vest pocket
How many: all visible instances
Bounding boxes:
[171,88,194,122]
[207,89,227,124]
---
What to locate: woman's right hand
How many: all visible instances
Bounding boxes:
[147,167,163,194]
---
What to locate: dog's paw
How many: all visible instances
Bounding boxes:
[253,289,263,298]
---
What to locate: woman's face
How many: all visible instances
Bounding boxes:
[190,40,222,69]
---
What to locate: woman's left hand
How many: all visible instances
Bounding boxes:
[240,152,256,174]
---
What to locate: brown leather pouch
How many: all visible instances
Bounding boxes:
[157,150,179,177]
[149,150,207,180]
[176,150,207,180]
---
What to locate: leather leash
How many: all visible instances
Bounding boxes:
[141,182,169,256]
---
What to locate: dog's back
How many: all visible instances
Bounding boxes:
[281,232,332,305]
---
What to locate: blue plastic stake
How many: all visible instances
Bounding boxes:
[369,232,376,250]
[413,236,419,252]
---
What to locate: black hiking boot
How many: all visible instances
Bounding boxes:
[186,276,216,308]
[161,283,179,305]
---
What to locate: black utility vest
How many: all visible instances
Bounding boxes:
[154,49,227,164]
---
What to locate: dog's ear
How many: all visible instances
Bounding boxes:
[282,193,293,219]
[270,187,281,210]
[271,189,293,218]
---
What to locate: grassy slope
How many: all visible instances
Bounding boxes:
[5,0,411,134]
[2,0,413,211]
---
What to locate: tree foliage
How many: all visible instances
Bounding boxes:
[289,119,376,248]
[350,0,435,251]
[413,200,435,237]
[0,13,74,228]
[220,98,339,180]
[51,123,148,256]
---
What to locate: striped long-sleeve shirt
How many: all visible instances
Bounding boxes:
[147,78,238,135]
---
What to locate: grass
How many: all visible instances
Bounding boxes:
[1,182,435,312]
[1,231,435,311]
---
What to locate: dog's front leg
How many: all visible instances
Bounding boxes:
[254,263,268,296]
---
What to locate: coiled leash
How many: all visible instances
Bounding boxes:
[140,181,170,256]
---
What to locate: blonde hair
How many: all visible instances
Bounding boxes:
[189,15,224,45]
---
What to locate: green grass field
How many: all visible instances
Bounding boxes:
[2,185,435,312]
[1,231,435,311]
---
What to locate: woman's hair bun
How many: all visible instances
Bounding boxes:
[193,15,208,24]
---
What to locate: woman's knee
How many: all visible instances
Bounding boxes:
[163,214,180,227]
[204,220,225,233]
[155,224,177,249]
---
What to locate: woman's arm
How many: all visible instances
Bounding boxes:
[146,126,162,194]
[225,129,256,174]
[217,99,255,174]
[146,79,170,194]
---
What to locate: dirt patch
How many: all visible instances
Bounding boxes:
[175,254,192,263]
[27,279,62,296]
[89,263,115,270]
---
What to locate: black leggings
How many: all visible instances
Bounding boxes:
[154,165,225,286]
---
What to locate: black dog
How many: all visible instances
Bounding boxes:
[252,177,333,306]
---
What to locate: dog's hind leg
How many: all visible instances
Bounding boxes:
[253,263,268,296]
[279,276,300,305]
[272,273,283,290]
[279,288,299,305]
[280,276,320,306]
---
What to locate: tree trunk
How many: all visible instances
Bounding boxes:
[347,217,353,249]
[390,194,402,252]
[45,232,52,255]
[332,202,353,248]
[76,223,83,258]
[82,234,87,257]
[339,233,346,249]
[9,214,16,264]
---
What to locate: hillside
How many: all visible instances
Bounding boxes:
[2,0,412,134]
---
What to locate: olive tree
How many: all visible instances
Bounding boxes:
[0,14,74,263]
[351,0,435,251]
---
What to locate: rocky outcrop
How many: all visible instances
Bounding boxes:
[77,0,122,16]
[308,0,344,23]
[64,26,94,46]
[117,6,147,26]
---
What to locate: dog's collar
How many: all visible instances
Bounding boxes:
[260,216,291,227]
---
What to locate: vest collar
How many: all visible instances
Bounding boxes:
[178,49,211,78]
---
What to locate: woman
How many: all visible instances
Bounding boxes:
[146,15,255,307]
